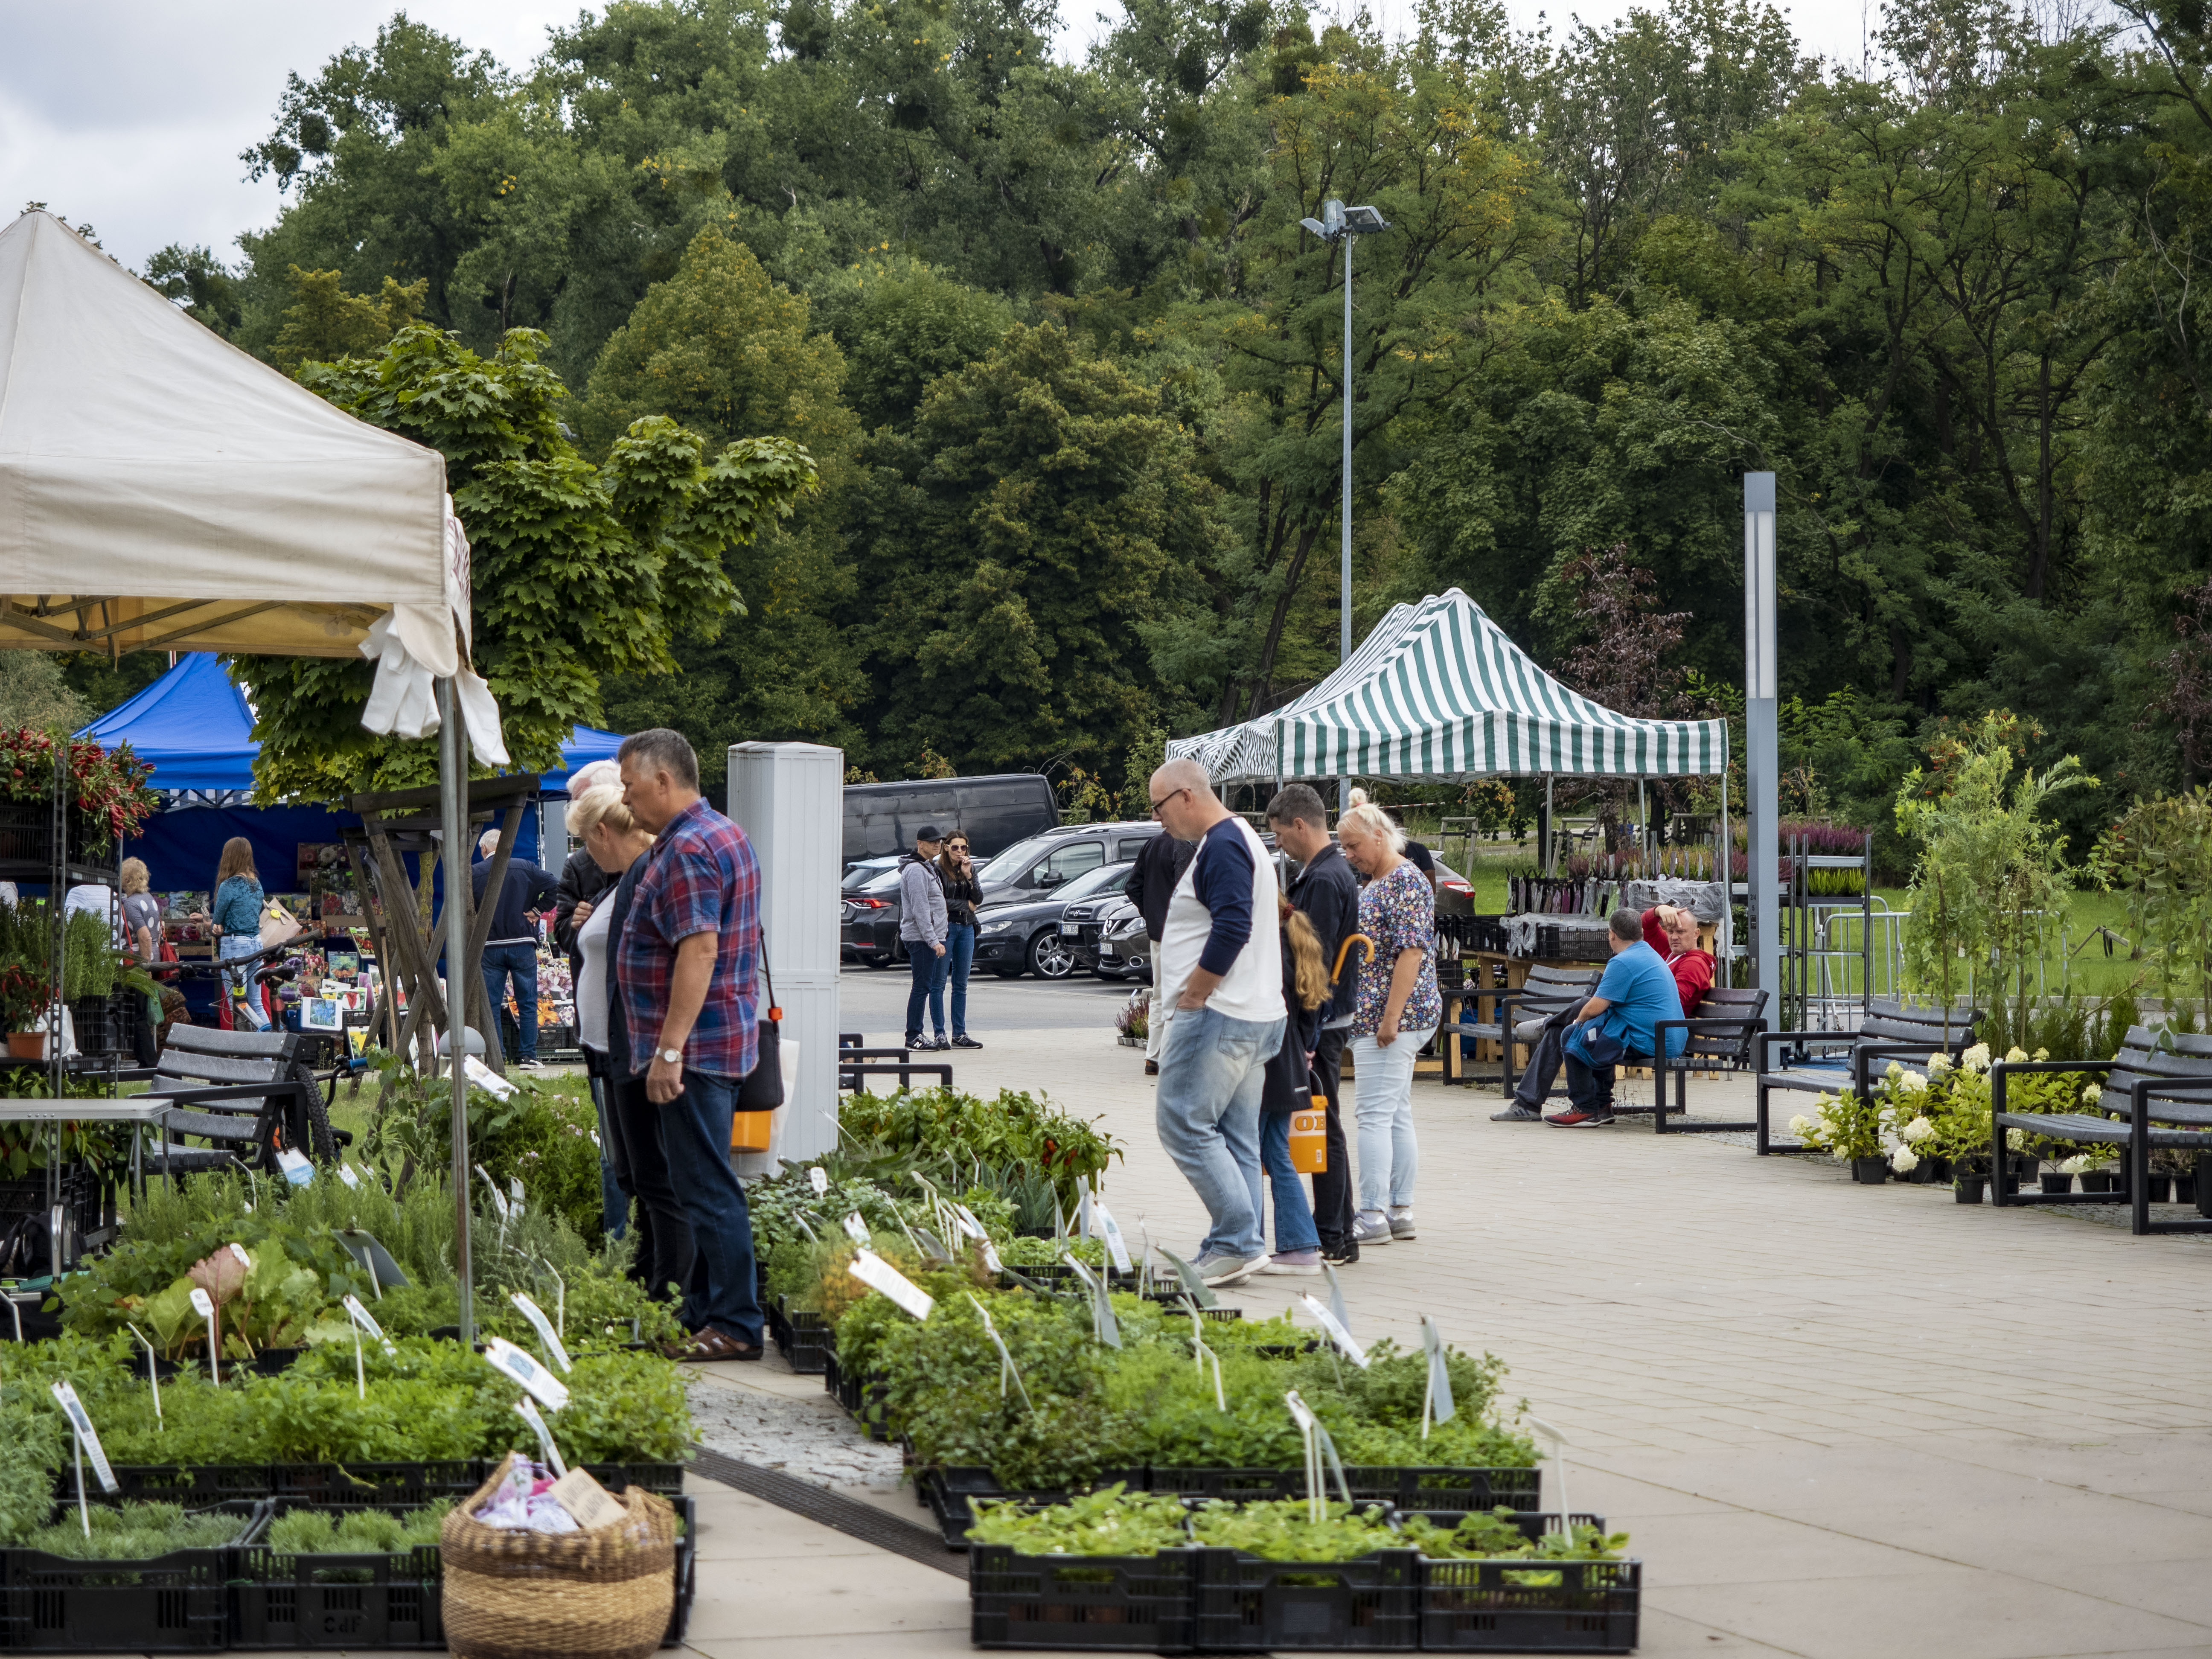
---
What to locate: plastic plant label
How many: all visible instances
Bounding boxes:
[336,1162,361,1189]
[275,1147,314,1186]
[334,1229,410,1293]
[48,1382,117,1493]
[509,1290,574,1374]
[475,1165,511,1222]
[514,1397,568,1478]
[228,1243,252,1269]
[1284,1388,1317,1433]
[341,1294,395,1353]
[1420,1316,1456,1431]
[1090,1198,1133,1273]
[509,1177,525,1217]
[848,1249,934,1320]
[809,1166,829,1197]
[464,1054,518,1100]
[187,1285,220,1381]
[188,1286,214,1319]
[1062,1258,1121,1349]
[1299,1293,1371,1368]
[841,1211,872,1246]
[951,1204,1002,1273]
[482,1336,571,1411]
[550,1467,623,1530]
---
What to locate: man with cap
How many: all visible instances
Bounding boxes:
[899,826,950,1050]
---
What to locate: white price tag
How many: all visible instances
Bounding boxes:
[1299,1293,1371,1368]
[188,1286,214,1319]
[342,1294,394,1353]
[951,1203,1002,1273]
[476,1165,511,1222]
[482,1335,571,1411]
[509,1177,526,1217]
[509,1290,573,1373]
[809,1166,829,1197]
[514,1397,568,1476]
[49,1382,117,1493]
[550,1467,623,1529]
[1284,1389,1318,1432]
[275,1147,314,1186]
[1091,1198,1133,1273]
[464,1054,519,1099]
[848,1249,935,1320]
[336,1162,361,1189]
[841,1211,872,1246]
[228,1243,252,1269]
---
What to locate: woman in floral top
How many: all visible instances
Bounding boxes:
[1340,791,1439,1249]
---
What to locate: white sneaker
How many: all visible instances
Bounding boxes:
[1193,1251,1269,1287]
[1351,1213,1393,1247]
[1388,1207,1417,1240]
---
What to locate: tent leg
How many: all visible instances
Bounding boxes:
[1543,776,1554,876]
[1718,764,1732,989]
[440,679,474,1345]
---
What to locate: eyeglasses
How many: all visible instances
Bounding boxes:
[948,843,969,852]
[1149,787,1190,818]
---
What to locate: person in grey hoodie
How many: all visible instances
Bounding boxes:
[899,827,950,1049]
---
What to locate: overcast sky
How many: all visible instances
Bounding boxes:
[3,0,1880,274]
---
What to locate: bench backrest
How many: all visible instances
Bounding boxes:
[1521,965,1599,997]
[1681,987,1768,1065]
[1857,1002,1980,1050]
[154,1024,302,1089]
[2101,1026,2212,1120]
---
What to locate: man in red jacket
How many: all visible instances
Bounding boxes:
[1643,905,1713,1017]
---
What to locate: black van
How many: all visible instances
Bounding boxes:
[842,773,1060,864]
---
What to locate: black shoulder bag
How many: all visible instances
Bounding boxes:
[738,931,785,1109]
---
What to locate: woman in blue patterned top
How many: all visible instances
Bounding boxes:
[1339,792,1439,1249]
[210,837,271,1030]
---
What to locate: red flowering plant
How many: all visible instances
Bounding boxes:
[0,728,157,855]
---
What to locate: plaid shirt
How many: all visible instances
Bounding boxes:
[614,798,761,1080]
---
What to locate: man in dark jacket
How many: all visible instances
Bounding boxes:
[553,761,622,977]
[473,831,560,1068]
[1126,830,1196,941]
[1266,784,1362,1263]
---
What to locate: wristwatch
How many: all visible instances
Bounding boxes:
[656,1046,683,1065]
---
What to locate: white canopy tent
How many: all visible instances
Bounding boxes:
[0,209,502,1335]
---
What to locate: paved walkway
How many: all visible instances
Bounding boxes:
[687,1023,2212,1655]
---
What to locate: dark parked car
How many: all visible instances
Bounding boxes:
[843,774,1058,864]
[974,861,1138,980]
[1068,895,1147,981]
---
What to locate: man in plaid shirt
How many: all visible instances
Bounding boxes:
[616,728,765,1362]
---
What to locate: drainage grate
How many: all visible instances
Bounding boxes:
[688,1447,966,1579]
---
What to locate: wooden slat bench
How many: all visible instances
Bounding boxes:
[117,1026,329,1178]
[1448,964,1601,1092]
[1651,987,1771,1133]
[1991,1029,2212,1236]
[1755,1000,1981,1155]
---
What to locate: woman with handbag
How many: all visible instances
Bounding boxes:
[211,838,271,1030]
[937,835,984,1050]
[1337,799,1440,1249]
[568,786,692,1312]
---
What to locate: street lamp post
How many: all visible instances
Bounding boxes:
[1300,198,1390,818]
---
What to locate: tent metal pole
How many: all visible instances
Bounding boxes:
[1719,762,1732,988]
[439,679,474,1345]
[1543,776,1554,876]
[1338,222,1354,824]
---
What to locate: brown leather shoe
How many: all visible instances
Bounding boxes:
[667,1328,763,1362]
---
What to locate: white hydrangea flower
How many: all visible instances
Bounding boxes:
[2057,1154,2087,1175]
[2005,1127,2026,1149]
[1962,1043,1992,1072]
[2080,1082,2104,1106]
[1890,1145,1918,1174]
[2032,1047,2049,1062]
[1886,1059,1905,1081]
[1788,1114,1815,1138]
[1901,1116,1935,1144]
[2005,1045,2029,1064]
[1897,1069,1928,1093]
[1927,1051,1953,1077]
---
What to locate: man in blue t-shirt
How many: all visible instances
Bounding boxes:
[1545,908,1687,1128]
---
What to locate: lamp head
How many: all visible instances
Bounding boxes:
[1343,204,1391,234]
[1300,217,1330,239]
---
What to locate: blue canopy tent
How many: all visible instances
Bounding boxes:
[81,654,623,891]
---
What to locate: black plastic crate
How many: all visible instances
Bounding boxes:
[924,1469,1152,1548]
[267,1462,480,1509]
[62,1465,273,1505]
[1416,1557,1641,1653]
[997,1263,1146,1295]
[1145,1467,1540,1511]
[666,1492,697,1647]
[585,1461,689,1499]
[227,1542,442,1650]
[1190,1545,1420,1651]
[775,1307,834,1374]
[0,1499,267,1653]
[970,1542,1198,1652]
[0,1166,113,1260]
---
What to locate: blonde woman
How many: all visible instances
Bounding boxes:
[211,837,270,1030]
[1337,791,1439,1247]
[566,785,691,1310]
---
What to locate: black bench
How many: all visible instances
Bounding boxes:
[1652,987,1771,1134]
[1755,1000,1981,1155]
[1449,964,1601,1092]
[118,1026,333,1178]
[1991,1028,2212,1236]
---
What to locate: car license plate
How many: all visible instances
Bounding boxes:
[1059,923,1080,936]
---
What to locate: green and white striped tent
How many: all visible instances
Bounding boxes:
[1168,588,1729,785]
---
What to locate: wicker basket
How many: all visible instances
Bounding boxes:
[440,1452,677,1659]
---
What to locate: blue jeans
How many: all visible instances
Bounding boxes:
[1154,1004,1284,1261]
[1259,1110,1320,1254]
[1348,1028,1432,1213]
[218,934,270,1030]
[656,1068,763,1345]
[481,942,538,1061]
[944,924,975,1037]
[588,1073,628,1240]
[905,940,946,1040]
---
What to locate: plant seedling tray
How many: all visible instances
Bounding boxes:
[922,1468,1151,1548]
[0,1498,268,1653]
[1416,1556,1641,1653]
[970,1542,1198,1652]
[824,1351,894,1442]
[1146,1467,1542,1513]
[1190,1545,1420,1651]
[776,1306,834,1374]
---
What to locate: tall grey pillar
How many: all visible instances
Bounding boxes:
[728,742,843,1170]
[438,680,474,1345]
[1744,473,1779,1007]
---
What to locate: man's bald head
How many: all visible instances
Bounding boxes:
[1148,757,1226,840]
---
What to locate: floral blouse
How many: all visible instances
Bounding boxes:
[1353,860,1440,1036]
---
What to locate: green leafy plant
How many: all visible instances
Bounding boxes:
[14,1502,246,1560]
[266,1502,451,1559]
[969,1485,1190,1556]
[1188,1499,1402,1560]
[2093,787,2212,1028]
